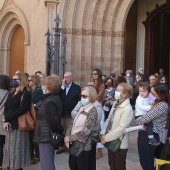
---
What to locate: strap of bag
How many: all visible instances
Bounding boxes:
[0,91,9,106]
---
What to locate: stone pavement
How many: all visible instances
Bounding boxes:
[25,131,142,170]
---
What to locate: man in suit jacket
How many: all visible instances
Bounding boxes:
[56,71,81,154]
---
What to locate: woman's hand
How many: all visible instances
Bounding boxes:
[64,136,70,148]
[100,135,106,145]
[3,122,10,131]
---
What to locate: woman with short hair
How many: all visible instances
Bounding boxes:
[34,76,63,170]
[28,74,43,165]
[3,72,31,170]
[65,86,99,170]
[100,83,134,170]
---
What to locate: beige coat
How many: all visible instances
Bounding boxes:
[101,98,133,149]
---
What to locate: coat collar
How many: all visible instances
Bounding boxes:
[117,98,130,108]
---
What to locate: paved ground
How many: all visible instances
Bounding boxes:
[24,131,142,170]
[24,116,143,170]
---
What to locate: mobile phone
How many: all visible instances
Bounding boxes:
[7,125,12,131]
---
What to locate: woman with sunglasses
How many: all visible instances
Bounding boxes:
[28,74,43,165]
[65,86,99,170]
[3,72,31,170]
[136,84,168,170]
[0,75,10,170]
[88,68,105,161]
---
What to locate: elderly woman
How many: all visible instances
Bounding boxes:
[65,86,99,170]
[28,74,43,165]
[0,75,10,170]
[3,72,31,170]
[34,76,63,170]
[100,83,134,170]
[136,84,168,170]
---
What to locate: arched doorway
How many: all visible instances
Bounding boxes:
[10,25,25,77]
[144,2,170,83]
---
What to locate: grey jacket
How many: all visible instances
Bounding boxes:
[0,90,8,135]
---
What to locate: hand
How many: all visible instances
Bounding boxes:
[3,122,10,130]
[88,82,94,86]
[150,102,155,108]
[65,142,69,148]
[100,135,106,145]
[64,136,70,143]
[108,94,113,100]
[62,79,66,86]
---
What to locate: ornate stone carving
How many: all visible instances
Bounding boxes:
[61,28,124,37]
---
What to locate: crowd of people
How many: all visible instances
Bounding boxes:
[0,67,169,170]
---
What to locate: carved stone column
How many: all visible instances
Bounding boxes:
[44,0,60,33]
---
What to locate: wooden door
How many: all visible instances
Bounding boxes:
[10,25,25,78]
[144,3,170,79]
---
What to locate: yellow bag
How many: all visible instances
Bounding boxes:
[155,159,170,170]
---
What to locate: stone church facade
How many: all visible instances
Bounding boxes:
[0,0,169,86]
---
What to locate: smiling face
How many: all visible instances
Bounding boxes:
[64,72,72,85]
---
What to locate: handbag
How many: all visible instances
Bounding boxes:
[18,94,36,131]
[68,140,85,157]
[50,132,64,149]
[104,134,125,152]
[101,100,125,152]
[155,120,170,161]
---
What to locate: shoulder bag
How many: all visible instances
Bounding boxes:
[101,100,125,152]
[68,135,90,157]
[18,94,36,131]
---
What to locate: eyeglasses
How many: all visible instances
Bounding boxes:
[92,73,97,75]
[81,94,89,99]
[28,80,33,83]
[12,79,20,81]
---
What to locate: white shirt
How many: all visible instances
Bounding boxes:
[61,82,72,95]
[135,95,153,117]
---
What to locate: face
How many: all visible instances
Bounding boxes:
[116,85,126,99]
[12,75,21,86]
[139,87,149,98]
[151,87,159,99]
[92,70,99,80]
[81,90,89,99]
[105,79,112,87]
[64,73,72,85]
[149,76,156,86]
[159,69,164,74]
[28,77,34,88]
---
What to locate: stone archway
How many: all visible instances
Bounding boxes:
[0,2,30,75]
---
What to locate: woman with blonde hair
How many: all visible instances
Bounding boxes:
[100,83,134,170]
[65,86,99,170]
[3,72,31,170]
[28,74,43,165]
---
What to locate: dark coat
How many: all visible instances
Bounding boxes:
[31,87,43,104]
[4,89,31,129]
[34,92,63,143]
[60,82,81,117]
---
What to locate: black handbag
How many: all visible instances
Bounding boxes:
[68,141,85,157]
[155,120,170,160]
[50,132,64,149]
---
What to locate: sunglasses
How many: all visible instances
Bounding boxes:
[12,78,20,81]
[81,94,89,99]
[92,73,98,75]
[28,80,33,83]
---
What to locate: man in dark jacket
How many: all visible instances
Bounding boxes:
[56,71,81,154]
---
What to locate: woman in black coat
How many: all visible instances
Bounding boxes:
[34,75,63,170]
[3,72,31,170]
